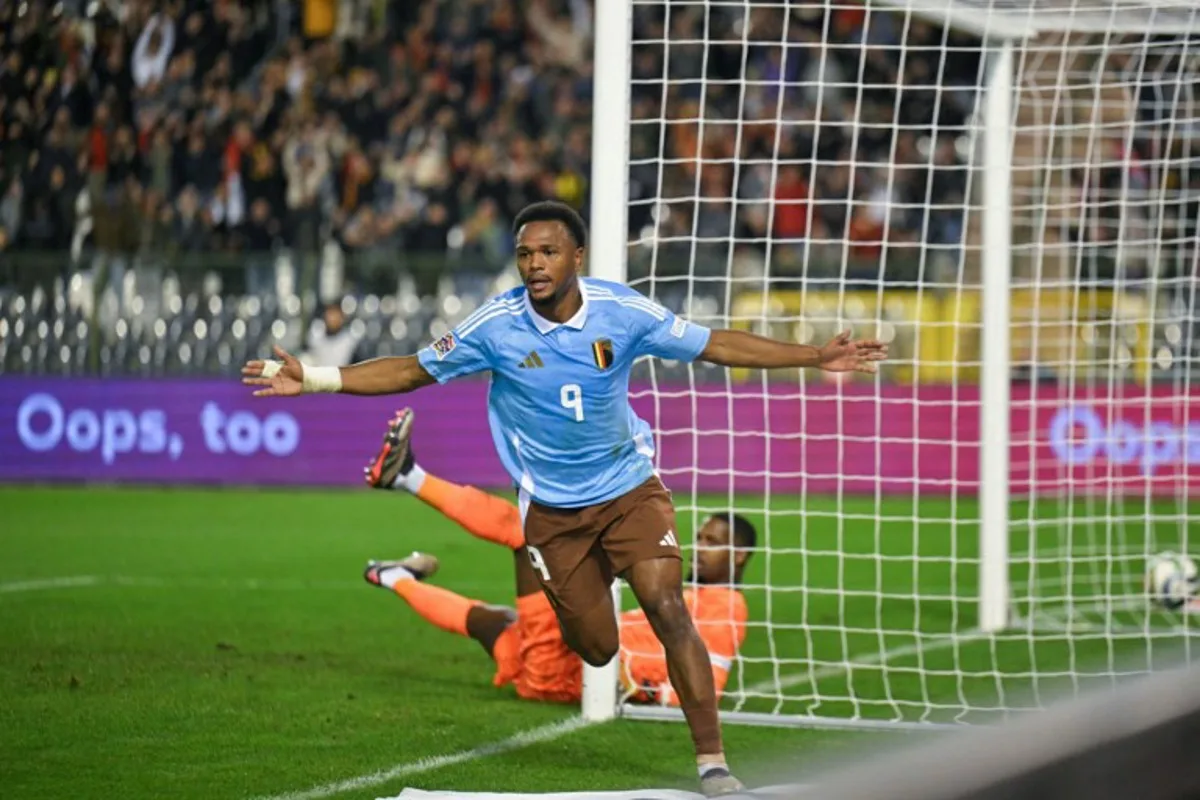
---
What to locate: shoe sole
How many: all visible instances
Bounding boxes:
[366,411,414,487]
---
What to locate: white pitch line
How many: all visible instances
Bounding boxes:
[253,716,595,800]
[0,575,100,593]
[0,575,497,595]
[0,574,362,594]
[109,576,364,592]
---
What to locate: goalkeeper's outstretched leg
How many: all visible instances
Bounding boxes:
[363,551,515,657]
[363,550,582,704]
[364,416,582,703]
[365,408,523,550]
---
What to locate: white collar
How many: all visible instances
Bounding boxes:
[523,282,589,334]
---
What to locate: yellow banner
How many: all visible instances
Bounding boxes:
[729,288,1152,385]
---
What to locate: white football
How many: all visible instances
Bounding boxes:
[1145,552,1198,610]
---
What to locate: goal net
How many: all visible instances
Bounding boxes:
[591,0,1200,728]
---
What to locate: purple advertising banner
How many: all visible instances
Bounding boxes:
[0,377,504,488]
[1,377,1198,495]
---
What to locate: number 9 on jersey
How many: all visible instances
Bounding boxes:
[560,384,584,422]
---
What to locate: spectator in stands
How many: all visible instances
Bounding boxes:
[132,13,175,90]
[242,197,281,297]
[0,0,988,305]
[0,179,21,250]
[304,301,360,367]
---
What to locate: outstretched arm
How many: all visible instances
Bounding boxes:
[336,354,437,395]
[699,329,888,374]
[242,346,436,397]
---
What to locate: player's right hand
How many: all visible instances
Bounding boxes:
[242,345,304,397]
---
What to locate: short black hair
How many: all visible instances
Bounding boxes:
[512,200,587,248]
[713,512,757,551]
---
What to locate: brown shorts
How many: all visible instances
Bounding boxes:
[522,477,681,620]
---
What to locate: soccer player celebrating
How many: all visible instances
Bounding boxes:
[242,200,887,796]
[362,408,754,709]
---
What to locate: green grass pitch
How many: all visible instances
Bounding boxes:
[1,486,1194,799]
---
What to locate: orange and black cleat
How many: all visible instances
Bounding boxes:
[363,408,416,489]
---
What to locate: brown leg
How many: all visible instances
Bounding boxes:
[534,544,619,667]
[513,546,542,598]
[555,601,620,667]
[623,556,723,757]
[522,500,618,668]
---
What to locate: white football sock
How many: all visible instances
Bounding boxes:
[391,463,426,494]
[376,565,415,589]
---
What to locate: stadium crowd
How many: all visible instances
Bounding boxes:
[3,0,1192,381]
[0,0,980,299]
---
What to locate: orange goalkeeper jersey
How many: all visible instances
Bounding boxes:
[618,585,748,706]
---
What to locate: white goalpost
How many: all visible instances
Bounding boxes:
[586,0,1200,729]
[581,0,633,723]
[980,35,1015,637]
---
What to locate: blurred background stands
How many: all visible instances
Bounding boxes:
[0,0,1195,383]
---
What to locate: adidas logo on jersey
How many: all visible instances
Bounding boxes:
[660,531,678,548]
[518,351,545,369]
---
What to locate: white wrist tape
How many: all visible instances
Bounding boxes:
[301,365,343,394]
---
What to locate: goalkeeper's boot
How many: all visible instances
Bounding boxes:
[364,408,415,489]
[363,552,440,589]
[700,768,748,798]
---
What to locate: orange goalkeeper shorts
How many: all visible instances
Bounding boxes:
[492,592,582,704]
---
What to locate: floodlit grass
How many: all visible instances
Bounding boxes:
[1,486,1194,798]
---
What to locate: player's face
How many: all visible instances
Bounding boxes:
[515,221,583,306]
[692,517,746,584]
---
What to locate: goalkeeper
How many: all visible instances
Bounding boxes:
[362,408,753,708]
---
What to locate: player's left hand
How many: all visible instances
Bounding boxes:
[817,330,889,374]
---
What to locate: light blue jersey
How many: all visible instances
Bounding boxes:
[416,278,712,508]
